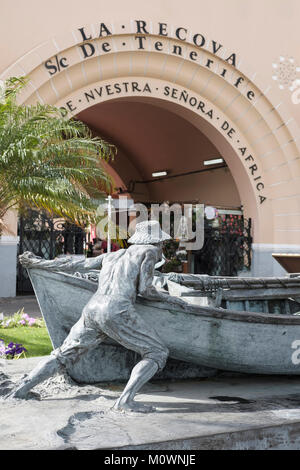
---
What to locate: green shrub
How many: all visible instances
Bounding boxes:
[0,309,52,359]
[0,328,52,358]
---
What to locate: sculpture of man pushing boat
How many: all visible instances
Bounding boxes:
[8,220,186,412]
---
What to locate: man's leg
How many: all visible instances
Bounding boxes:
[7,355,60,399]
[113,358,158,413]
[102,305,168,413]
[7,314,102,399]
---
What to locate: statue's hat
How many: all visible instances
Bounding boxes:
[128,220,171,244]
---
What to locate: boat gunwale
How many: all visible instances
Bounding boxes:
[28,268,300,326]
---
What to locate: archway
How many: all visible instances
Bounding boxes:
[77,96,252,277]
[77,97,242,206]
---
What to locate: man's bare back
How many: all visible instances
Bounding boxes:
[97,245,158,302]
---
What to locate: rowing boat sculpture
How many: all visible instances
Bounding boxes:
[26,260,300,383]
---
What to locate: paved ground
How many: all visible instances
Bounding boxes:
[1,356,300,450]
[1,297,300,450]
[0,296,41,318]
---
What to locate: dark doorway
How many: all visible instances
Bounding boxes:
[17,210,86,294]
[193,215,252,276]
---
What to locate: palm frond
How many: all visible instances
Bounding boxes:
[0,76,117,233]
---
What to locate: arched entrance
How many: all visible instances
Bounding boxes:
[76,96,252,277]
[77,97,242,206]
[2,20,300,276]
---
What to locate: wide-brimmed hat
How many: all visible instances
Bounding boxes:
[128,220,171,245]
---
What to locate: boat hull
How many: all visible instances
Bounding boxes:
[28,268,300,382]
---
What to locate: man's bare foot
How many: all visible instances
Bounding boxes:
[5,383,39,400]
[112,399,156,413]
[6,389,28,400]
[6,390,40,400]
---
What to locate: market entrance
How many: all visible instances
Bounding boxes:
[77,97,253,276]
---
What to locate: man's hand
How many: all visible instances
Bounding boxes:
[19,252,42,268]
[141,286,187,308]
[164,294,187,308]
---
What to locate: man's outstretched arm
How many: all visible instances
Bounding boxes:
[19,251,106,273]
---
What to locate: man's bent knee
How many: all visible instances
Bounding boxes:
[159,346,169,370]
[145,346,168,372]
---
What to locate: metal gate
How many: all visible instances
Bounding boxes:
[193,215,252,276]
[17,210,87,294]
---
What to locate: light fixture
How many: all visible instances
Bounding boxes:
[205,206,217,220]
[152,171,168,177]
[203,158,224,166]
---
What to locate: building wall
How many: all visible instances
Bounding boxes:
[0,212,18,297]
[0,242,17,297]
[0,0,300,290]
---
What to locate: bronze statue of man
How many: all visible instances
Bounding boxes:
[7,220,186,412]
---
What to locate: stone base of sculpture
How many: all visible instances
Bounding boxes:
[67,343,218,384]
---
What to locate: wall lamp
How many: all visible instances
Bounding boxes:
[127,161,227,193]
[203,158,224,166]
[152,171,168,177]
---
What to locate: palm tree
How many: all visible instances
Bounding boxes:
[0,77,116,234]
